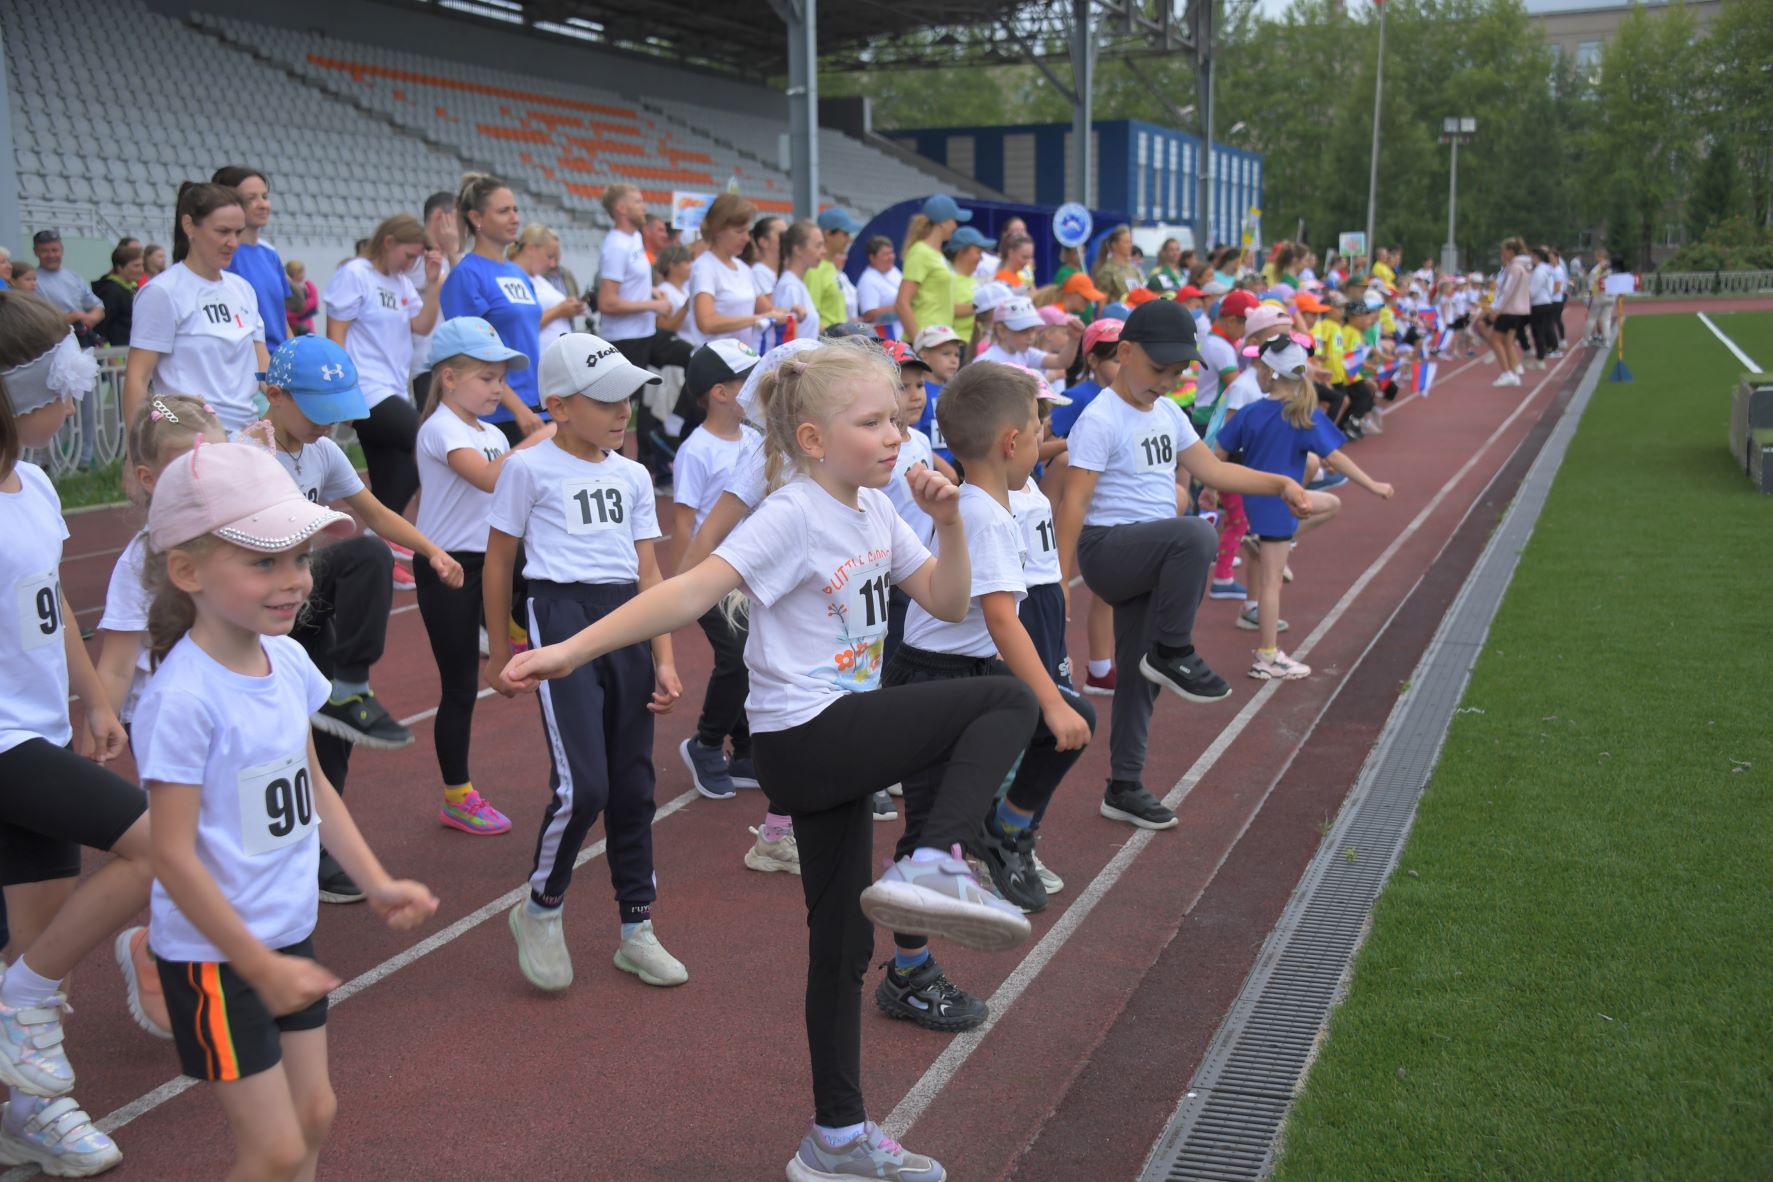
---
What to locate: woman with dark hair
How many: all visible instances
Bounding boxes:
[741,215,786,302]
[123,182,266,431]
[853,236,901,338]
[211,165,291,351]
[1526,245,1558,368]
[92,242,143,348]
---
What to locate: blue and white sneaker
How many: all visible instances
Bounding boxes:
[728,752,761,789]
[787,1121,945,1182]
[0,993,74,1096]
[0,1095,121,1177]
[679,738,735,800]
[1208,578,1248,600]
[1236,605,1288,632]
[859,847,1031,953]
[1307,470,1348,491]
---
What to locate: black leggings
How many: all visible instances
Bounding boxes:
[750,676,1037,1127]
[353,395,421,517]
[0,738,143,886]
[693,607,750,755]
[1529,304,1557,361]
[414,549,485,786]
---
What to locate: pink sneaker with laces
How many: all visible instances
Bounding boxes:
[439,790,512,835]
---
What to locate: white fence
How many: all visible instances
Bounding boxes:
[1641,270,1773,297]
[23,347,129,479]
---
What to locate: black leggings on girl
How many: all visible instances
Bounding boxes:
[353,395,421,516]
[0,739,144,886]
[751,676,1037,1127]
[414,549,486,785]
[693,607,750,756]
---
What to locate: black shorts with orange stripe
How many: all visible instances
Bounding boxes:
[156,935,329,1081]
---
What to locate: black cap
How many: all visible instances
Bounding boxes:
[685,339,760,398]
[1120,300,1201,366]
[31,229,59,245]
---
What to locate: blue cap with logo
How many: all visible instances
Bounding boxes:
[950,226,996,250]
[817,207,864,235]
[265,335,368,425]
[427,315,531,371]
[921,194,973,224]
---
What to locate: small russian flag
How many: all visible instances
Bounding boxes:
[1415,359,1438,396]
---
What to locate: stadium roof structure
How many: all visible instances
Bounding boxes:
[443,0,1191,79]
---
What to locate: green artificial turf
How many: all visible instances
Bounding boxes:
[52,442,369,511]
[1271,312,1773,1181]
[1705,308,1773,373]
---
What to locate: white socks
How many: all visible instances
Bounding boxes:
[0,958,59,1010]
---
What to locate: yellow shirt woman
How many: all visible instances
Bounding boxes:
[904,240,954,331]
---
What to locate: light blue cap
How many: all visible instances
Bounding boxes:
[264,335,367,425]
[817,207,864,234]
[427,316,531,371]
[950,226,996,249]
[921,194,973,224]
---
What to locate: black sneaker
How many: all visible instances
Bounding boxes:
[976,822,1047,913]
[1138,646,1232,703]
[872,790,898,822]
[728,752,760,789]
[318,849,364,904]
[312,691,414,750]
[874,959,987,1032]
[1099,780,1178,830]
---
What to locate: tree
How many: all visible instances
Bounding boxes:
[1687,141,1740,242]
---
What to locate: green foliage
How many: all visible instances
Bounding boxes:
[1663,215,1773,272]
[1687,142,1740,243]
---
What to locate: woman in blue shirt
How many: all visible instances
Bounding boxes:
[439,173,544,445]
[213,165,291,352]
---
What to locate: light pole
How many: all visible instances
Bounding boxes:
[1363,0,1386,270]
[1440,116,1476,276]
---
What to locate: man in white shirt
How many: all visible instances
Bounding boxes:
[598,186,693,482]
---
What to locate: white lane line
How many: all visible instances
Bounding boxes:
[1697,312,1763,371]
[884,350,1577,1137]
[37,788,704,1158]
[395,687,496,727]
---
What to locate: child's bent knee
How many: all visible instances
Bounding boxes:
[298,1086,337,1146]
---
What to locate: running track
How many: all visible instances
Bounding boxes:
[27,306,1618,1179]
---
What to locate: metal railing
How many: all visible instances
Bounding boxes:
[23,347,129,480]
[1642,269,1773,297]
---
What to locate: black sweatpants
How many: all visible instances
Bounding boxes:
[414,549,485,786]
[750,676,1037,1127]
[881,644,1096,952]
[1077,516,1216,784]
[612,333,693,479]
[1336,380,1376,426]
[292,535,395,793]
[1529,303,1557,361]
[353,395,421,517]
[693,606,750,756]
[525,580,657,922]
[1019,581,1075,827]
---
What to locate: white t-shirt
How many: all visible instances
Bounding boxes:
[416,408,509,553]
[1529,262,1555,307]
[0,464,72,752]
[715,479,930,732]
[1221,366,1264,414]
[856,265,902,338]
[323,259,422,409]
[533,272,572,351]
[689,253,763,350]
[976,343,1044,369]
[772,270,820,341]
[662,281,688,316]
[838,269,859,321]
[749,262,777,300]
[726,435,771,509]
[1066,390,1198,527]
[246,431,364,506]
[672,425,756,536]
[597,228,655,342]
[1010,478,1060,587]
[883,426,935,545]
[98,531,152,723]
[1193,330,1242,411]
[131,262,267,431]
[406,252,448,378]
[487,439,660,584]
[136,634,331,963]
[902,484,1026,659]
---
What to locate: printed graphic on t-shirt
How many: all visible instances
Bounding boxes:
[237,751,316,856]
[496,276,538,306]
[823,552,892,689]
[16,572,62,651]
[561,476,628,534]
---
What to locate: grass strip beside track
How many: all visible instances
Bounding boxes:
[1271,312,1773,1180]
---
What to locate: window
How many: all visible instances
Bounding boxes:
[1574,40,1602,74]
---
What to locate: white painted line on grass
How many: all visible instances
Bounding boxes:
[1697,312,1763,371]
[884,350,1576,1137]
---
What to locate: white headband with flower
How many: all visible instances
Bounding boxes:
[3,332,98,414]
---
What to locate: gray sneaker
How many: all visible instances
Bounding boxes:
[786,1122,945,1182]
[679,738,735,800]
[859,848,1031,953]
[508,901,572,991]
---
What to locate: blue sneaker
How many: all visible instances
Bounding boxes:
[679,738,735,800]
[1308,470,1349,491]
[1208,578,1247,600]
[787,1122,945,1181]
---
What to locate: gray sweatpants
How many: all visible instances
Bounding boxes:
[1077,516,1217,782]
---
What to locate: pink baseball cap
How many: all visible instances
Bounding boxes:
[1241,305,1294,343]
[1000,362,1072,406]
[148,439,353,552]
[1082,317,1124,353]
[1037,304,1069,326]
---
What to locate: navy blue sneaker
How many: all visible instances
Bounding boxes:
[1209,578,1248,600]
[728,752,760,789]
[679,738,735,799]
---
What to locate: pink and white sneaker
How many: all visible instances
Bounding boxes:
[439,790,512,835]
[1249,650,1311,681]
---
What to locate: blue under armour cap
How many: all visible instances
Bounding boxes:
[428,315,531,371]
[920,194,972,224]
[265,336,367,425]
[817,207,864,235]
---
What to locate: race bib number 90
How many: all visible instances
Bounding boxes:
[15,574,61,651]
[561,477,627,535]
[237,752,316,856]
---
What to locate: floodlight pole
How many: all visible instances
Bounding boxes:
[1364,0,1385,269]
[778,0,820,219]
[1068,0,1095,207]
[1440,116,1475,276]
[1191,0,1214,252]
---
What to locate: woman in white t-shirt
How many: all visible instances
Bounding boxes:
[740,215,785,305]
[654,244,693,337]
[770,219,824,342]
[501,339,1033,1180]
[125,182,269,434]
[324,213,442,516]
[689,194,790,351]
[509,223,583,352]
[854,236,902,338]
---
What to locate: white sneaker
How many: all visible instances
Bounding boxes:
[1492,372,1519,387]
[0,994,74,1097]
[477,626,489,657]
[1364,411,1384,434]
[508,902,572,991]
[744,826,801,875]
[0,1096,120,1177]
[1032,850,1065,895]
[614,922,688,986]
[1250,650,1312,681]
[885,782,904,797]
[859,849,1031,953]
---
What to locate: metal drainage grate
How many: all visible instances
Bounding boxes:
[1140,347,1611,1182]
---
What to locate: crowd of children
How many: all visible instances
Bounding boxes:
[0,171,1599,1178]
